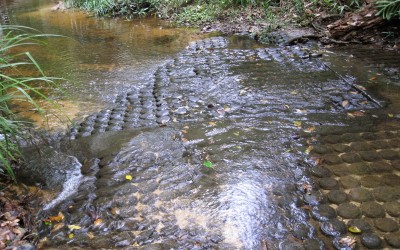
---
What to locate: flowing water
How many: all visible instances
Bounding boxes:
[2,0,400,249]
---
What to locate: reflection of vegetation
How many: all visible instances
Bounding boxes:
[0,25,61,181]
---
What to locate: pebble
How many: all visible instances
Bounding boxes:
[320,219,347,237]
[361,233,382,249]
[303,191,326,206]
[319,177,339,190]
[372,186,398,202]
[304,239,323,250]
[341,153,361,163]
[349,187,373,202]
[337,203,361,219]
[359,151,381,162]
[311,204,336,221]
[360,175,382,188]
[374,218,399,232]
[156,116,171,124]
[360,202,385,218]
[323,154,343,165]
[340,176,360,189]
[381,173,400,186]
[378,149,398,160]
[347,219,372,233]
[384,233,400,248]
[327,190,347,204]
[311,166,332,178]
[175,107,188,115]
[383,202,400,217]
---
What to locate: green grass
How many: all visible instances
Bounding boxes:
[0,25,62,181]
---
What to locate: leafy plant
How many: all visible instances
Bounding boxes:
[376,0,400,20]
[0,25,61,181]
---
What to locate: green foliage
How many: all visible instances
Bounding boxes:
[0,25,61,181]
[176,4,219,25]
[376,0,400,20]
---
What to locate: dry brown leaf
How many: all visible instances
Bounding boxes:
[48,212,64,222]
[93,218,103,227]
[341,100,349,108]
[51,223,65,233]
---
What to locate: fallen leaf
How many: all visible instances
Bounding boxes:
[125,175,133,181]
[203,161,214,168]
[294,121,302,128]
[181,138,188,142]
[224,105,231,112]
[181,129,188,134]
[110,207,120,215]
[369,76,377,81]
[51,223,65,233]
[93,218,102,226]
[291,91,298,95]
[388,113,394,118]
[209,121,217,126]
[341,100,349,108]
[295,109,307,114]
[260,99,269,104]
[233,132,240,136]
[239,89,246,95]
[347,111,365,118]
[87,232,95,240]
[68,225,81,231]
[304,126,315,133]
[302,183,313,194]
[348,226,362,234]
[68,233,74,239]
[339,236,356,246]
[48,212,64,222]
[305,146,313,154]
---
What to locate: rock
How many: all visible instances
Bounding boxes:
[327,190,347,204]
[303,191,326,206]
[341,153,361,163]
[347,219,372,233]
[360,175,382,188]
[339,176,360,189]
[384,233,400,248]
[383,202,400,217]
[321,219,347,237]
[337,203,361,219]
[361,233,382,249]
[310,166,332,178]
[374,218,399,232]
[360,202,385,218]
[304,239,324,250]
[16,243,36,250]
[372,186,399,202]
[349,187,373,202]
[319,177,339,190]
[311,204,337,222]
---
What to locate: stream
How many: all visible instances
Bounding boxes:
[2,0,400,249]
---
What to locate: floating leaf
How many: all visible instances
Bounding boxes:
[68,233,74,239]
[203,161,214,168]
[68,225,81,231]
[125,175,133,181]
[294,121,302,128]
[388,113,394,118]
[348,226,362,234]
[48,212,64,222]
[209,121,217,126]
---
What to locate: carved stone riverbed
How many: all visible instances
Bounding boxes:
[21,37,400,249]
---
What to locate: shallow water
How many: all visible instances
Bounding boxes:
[4,0,400,249]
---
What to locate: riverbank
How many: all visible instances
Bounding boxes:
[62,0,400,48]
